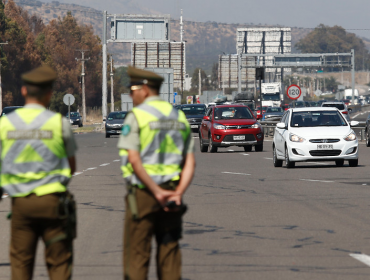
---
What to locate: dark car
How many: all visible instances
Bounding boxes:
[1,106,22,117]
[105,111,128,138]
[262,107,284,121]
[199,105,264,153]
[365,113,370,147]
[66,112,83,127]
[178,104,206,132]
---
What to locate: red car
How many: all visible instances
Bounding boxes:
[199,105,264,153]
[256,106,268,119]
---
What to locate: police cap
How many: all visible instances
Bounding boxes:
[21,65,57,86]
[127,66,164,89]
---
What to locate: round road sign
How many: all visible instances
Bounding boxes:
[287,84,302,100]
[63,94,75,105]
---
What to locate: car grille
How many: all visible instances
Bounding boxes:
[187,118,202,124]
[225,125,252,129]
[309,139,340,143]
[309,150,342,156]
[223,134,256,141]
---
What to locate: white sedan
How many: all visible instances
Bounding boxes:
[273,107,359,168]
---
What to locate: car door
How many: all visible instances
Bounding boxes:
[201,107,212,140]
[275,111,290,156]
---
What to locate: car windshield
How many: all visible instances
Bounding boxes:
[322,104,345,110]
[181,106,206,115]
[69,112,80,117]
[107,112,127,120]
[214,107,253,120]
[291,111,347,127]
[266,107,283,113]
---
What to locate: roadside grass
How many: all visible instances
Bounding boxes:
[73,126,96,133]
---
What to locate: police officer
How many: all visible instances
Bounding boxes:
[117,66,195,280]
[0,66,77,280]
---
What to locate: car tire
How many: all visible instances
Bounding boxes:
[273,146,283,167]
[208,134,218,153]
[199,134,208,153]
[244,146,252,152]
[78,123,82,127]
[348,159,358,167]
[285,147,295,168]
[105,133,110,138]
[366,129,370,147]
[255,143,263,152]
[335,159,344,167]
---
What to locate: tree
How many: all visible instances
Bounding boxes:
[191,68,209,92]
[295,24,369,71]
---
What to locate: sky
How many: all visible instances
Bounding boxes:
[43,0,370,39]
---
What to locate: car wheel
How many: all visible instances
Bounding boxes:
[273,146,283,167]
[366,129,370,147]
[348,159,358,167]
[208,134,218,153]
[244,146,252,152]
[105,133,110,138]
[285,147,295,168]
[335,159,344,167]
[199,134,208,153]
[255,143,263,152]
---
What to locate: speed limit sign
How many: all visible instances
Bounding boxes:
[287,84,302,100]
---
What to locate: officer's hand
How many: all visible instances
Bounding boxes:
[164,193,182,212]
[154,189,175,207]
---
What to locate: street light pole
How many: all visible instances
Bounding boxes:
[0,41,8,111]
[76,49,90,124]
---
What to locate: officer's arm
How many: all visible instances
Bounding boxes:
[68,156,76,175]
[176,153,195,195]
[128,150,174,206]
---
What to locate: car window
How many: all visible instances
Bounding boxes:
[290,111,347,127]
[107,112,127,120]
[281,112,287,123]
[180,106,206,115]
[284,111,290,126]
[214,107,253,120]
[207,108,213,120]
[266,107,283,113]
[322,104,345,110]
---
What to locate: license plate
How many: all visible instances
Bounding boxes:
[317,144,333,150]
[191,125,198,128]
[233,136,245,140]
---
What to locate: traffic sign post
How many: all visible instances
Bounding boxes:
[63,94,75,121]
[286,84,301,108]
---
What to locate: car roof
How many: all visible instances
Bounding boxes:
[214,104,247,108]
[181,104,205,107]
[321,102,345,104]
[289,107,338,112]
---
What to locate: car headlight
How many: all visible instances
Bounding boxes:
[106,123,112,128]
[344,131,356,141]
[251,123,261,129]
[213,123,225,130]
[76,119,79,121]
[289,133,305,142]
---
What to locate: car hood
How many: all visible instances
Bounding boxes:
[289,126,352,139]
[214,119,257,125]
[70,116,80,120]
[106,119,124,124]
[185,114,204,119]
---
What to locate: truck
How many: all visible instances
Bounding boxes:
[344,88,359,105]
[232,92,255,114]
[261,83,282,107]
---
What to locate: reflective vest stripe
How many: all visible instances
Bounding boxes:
[120,100,190,188]
[0,108,71,197]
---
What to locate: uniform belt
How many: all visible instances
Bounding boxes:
[131,180,179,191]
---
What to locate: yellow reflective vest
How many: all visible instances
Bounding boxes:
[120,99,190,188]
[0,108,71,197]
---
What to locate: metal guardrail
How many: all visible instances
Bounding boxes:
[259,120,367,141]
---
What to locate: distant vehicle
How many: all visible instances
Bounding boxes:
[1,106,22,117]
[273,107,359,168]
[344,89,359,105]
[256,106,269,119]
[309,101,319,107]
[341,99,350,106]
[262,107,284,121]
[66,112,83,127]
[364,113,370,147]
[261,83,282,107]
[281,104,290,111]
[199,104,263,153]
[321,101,350,121]
[233,92,256,116]
[290,101,306,108]
[178,104,206,132]
[105,111,128,138]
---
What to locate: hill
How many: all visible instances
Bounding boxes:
[14,0,370,76]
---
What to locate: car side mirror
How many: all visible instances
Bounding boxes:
[276,122,287,129]
[350,120,359,127]
[203,116,210,121]
[103,118,106,122]
[348,108,352,112]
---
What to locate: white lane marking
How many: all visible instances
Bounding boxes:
[240,153,249,156]
[100,163,110,166]
[264,157,273,160]
[222,172,251,176]
[305,162,328,165]
[350,253,370,267]
[85,167,97,171]
[193,136,199,139]
[300,179,334,183]
[113,159,120,162]
[264,139,273,142]
[363,184,367,186]
[73,172,83,176]
[1,194,8,199]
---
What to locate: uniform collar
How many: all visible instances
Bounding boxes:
[144,96,162,103]
[24,104,46,109]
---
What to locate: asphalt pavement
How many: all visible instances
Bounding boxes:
[1,127,370,279]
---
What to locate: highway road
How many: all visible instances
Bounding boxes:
[1,115,370,279]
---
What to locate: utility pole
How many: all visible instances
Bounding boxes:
[102,10,108,119]
[110,55,114,112]
[76,49,90,124]
[0,41,8,111]
[198,69,201,97]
